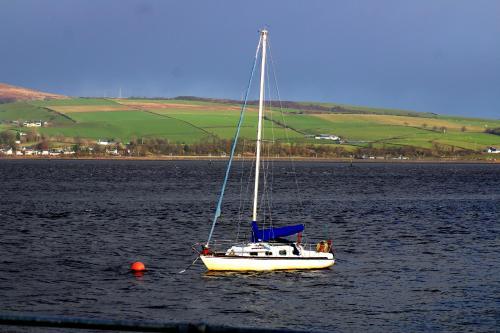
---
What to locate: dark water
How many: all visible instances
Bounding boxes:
[0,160,499,332]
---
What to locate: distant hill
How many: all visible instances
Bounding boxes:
[170,96,438,118]
[0,83,67,103]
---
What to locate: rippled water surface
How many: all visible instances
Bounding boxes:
[0,160,499,332]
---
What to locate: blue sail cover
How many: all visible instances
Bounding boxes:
[251,221,304,242]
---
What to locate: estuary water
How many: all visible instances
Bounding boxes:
[0,160,498,332]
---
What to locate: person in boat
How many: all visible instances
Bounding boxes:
[316,240,331,253]
[314,240,335,254]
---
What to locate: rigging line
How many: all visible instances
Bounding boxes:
[263,141,274,229]
[245,157,256,239]
[261,141,268,227]
[264,66,272,225]
[236,139,253,241]
[258,55,269,231]
[265,45,274,230]
[260,107,271,229]
[266,47,276,145]
[268,40,305,220]
[266,88,275,228]
[265,51,276,230]
[261,74,267,228]
[238,141,257,241]
[178,256,200,274]
[206,35,262,247]
[259,162,267,230]
[236,138,246,241]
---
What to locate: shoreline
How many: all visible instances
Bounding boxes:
[0,155,498,164]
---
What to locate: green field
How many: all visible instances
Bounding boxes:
[0,97,499,152]
[0,102,73,124]
[146,109,303,141]
[40,111,209,143]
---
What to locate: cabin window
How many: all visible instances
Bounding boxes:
[265,251,272,256]
[279,250,287,256]
[250,252,258,256]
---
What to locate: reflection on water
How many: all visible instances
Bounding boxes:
[0,160,498,332]
[203,268,333,278]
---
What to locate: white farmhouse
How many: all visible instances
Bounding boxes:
[23,121,42,127]
[106,148,119,155]
[1,148,13,155]
[314,134,340,141]
[98,139,110,145]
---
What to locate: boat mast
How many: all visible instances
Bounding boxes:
[252,29,268,223]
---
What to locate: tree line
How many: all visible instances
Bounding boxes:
[96,137,476,159]
[0,129,481,158]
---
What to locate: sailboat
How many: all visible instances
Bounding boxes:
[200,29,335,271]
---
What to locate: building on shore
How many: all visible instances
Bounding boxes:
[0,148,13,155]
[487,147,500,154]
[314,134,340,141]
[23,121,42,127]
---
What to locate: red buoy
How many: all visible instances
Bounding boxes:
[130,261,146,272]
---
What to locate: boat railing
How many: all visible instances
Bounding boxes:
[198,239,334,255]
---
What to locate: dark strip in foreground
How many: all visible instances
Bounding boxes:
[0,314,317,333]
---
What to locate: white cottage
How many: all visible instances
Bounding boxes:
[314,134,340,141]
[1,148,13,155]
[487,147,500,154]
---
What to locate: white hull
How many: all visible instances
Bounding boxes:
[201,255,335,271]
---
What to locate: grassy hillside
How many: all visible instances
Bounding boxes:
[0,102,73,124]
[0,97,499,153]
[41,110,209,143]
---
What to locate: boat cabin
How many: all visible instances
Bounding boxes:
[225,242,301,257]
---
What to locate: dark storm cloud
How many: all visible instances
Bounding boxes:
[0,0,499,117]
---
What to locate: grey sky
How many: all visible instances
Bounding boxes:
[1,0,499,118]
